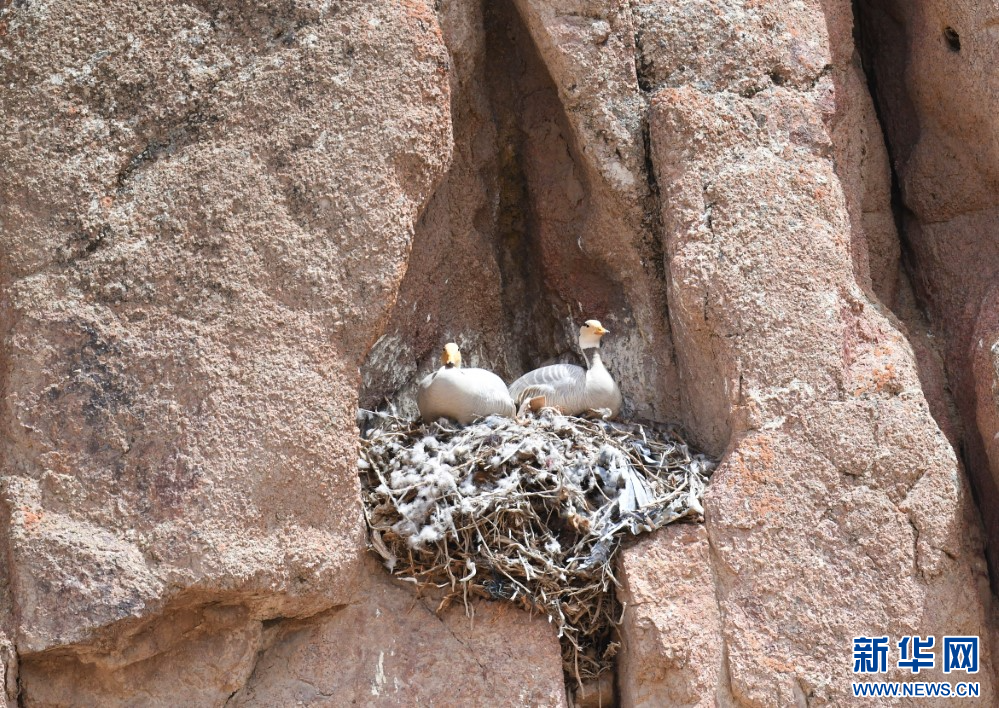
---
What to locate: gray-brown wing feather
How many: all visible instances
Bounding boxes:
[508,364,585,406]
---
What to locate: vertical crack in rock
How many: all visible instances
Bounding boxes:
[848,0,961,444]
[850,0,912,265]
[853,0,999,588]
[361,0,586,411]
[640,0,996,702]
[361,0,680,424]
[360,1,685,703]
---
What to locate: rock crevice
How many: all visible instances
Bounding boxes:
[855,0,999,591]
[2,0,998,704]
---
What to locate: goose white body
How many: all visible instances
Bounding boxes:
[418,366,516,425]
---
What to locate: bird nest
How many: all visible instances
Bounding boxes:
[357,408,716,687]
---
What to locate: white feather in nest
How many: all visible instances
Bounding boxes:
[357,406,716,684]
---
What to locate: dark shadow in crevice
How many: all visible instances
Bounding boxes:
[360,0,630,412]
[480,0,575,376]
[853,0,999,586]
[851,0,917,266]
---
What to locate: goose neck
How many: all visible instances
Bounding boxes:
[581,347,602,369]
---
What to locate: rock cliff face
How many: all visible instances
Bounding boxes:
[856,0,999,581]
[2,0,997,705]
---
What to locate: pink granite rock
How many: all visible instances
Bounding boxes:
[619,525,722,707]
[229,559,567,707]
[650,75,995,705]
[3,0,999,704]
[857,0,999,580]
[1,0,451,694]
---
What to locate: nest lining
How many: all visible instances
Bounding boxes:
[357,408,715,685]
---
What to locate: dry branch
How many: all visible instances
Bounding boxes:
[358,408,715,685]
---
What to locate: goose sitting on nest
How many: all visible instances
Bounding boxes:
[417,343,515,425]
[508,320,622,418]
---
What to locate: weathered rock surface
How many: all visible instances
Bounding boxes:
[3,0,999,704]
[500,5,995,702]
[2,0,573,702]
[618,524,721,707]
[230,558,566,707]
[857,0,999,579]
[1,0,447,694]
[649,49,995,708]
[20,601,264,707]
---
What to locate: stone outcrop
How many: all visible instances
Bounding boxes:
[511,0,996,702]
[20,601,265,706]
[0,0,560,703]
[1,0,448,643]
[618,525,721,707]
[3,0,999,704]
[228,559,566,707]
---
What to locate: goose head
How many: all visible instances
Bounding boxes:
[441,342,462,368]
[578,320,609,350]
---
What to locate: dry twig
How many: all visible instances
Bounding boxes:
[357,408,715,685]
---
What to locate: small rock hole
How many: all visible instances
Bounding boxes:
[943,26,961,52]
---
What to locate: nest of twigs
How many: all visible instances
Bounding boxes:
[357,408,715,687]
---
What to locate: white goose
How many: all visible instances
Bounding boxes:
[508,320,622,417]
[417,343,516,424]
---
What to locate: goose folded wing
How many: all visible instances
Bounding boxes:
[509,364,584,404]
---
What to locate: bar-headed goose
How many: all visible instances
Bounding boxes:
[508,320,622,418]
[417,343,516,424]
